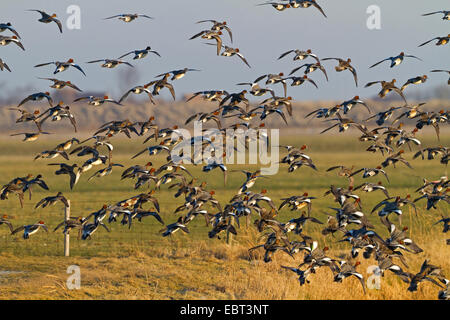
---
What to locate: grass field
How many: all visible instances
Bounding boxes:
[0,132,448,300]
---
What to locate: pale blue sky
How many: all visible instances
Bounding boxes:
[0,0,448,101]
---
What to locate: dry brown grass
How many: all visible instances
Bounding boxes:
[0,133,448,300]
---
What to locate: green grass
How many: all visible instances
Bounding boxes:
[0,133,448,299]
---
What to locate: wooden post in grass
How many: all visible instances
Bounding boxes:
[226,220,233,245]
[64,200,70,257]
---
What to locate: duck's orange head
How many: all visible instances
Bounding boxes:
[347,58,352,63]
[222,21,227,25]
[210,190,215,195]
[38,220,45,225]
[354,95,360,100]
[51,14,57,18]
[307,49,312,53]
[261,189,267,194]
[12,36,17,39]
[103,95,109,99]
[399,150,405,154]
[355,261,361,267]
[303,192,309,197]
[285,4,291,8]
[303,75,308,79]
[406,194,410,199]
[145,161,153,167]
[323,246,329,251]
[45,92,50,96]
[2,215,7,219]
[376,165,382,169]
[67,59,74,63]
[173,125,179,129]
[34,110,40,115]
[301,144,307,150]
[400,52,405,56]
[279,72,284,76]
[378,181,382,185]
[102,204,108,209]
[149,168,156,173]
[288,96,292,100]
[259,123,265,128]
[402,226,408,231]
[235,48,240,52]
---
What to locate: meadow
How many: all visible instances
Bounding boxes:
[0,132,448,300]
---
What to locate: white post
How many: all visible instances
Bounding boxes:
[64,200,70,257]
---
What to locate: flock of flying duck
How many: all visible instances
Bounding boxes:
[0,5,449,300]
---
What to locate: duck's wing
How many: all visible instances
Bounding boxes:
[118,51,133,59]
[66,81,82,92]
[369,58,390,69]
[236,52,251,68]
[418,37,438,47]
[312,1,327,18]
[34,61,55,68]
[371,200,387,213]
[68,113,77,132]
[421,11,444,16]
[432,122,440,141]
[104,14,123,20]
[306,77,318,89]
[189,30,206,40]
[138,14,154,19]
[278,50,294,60]
[86,59,105,64]
[404,54,422,61]
[349,66,358,87]
[318,64,329,81]
[52,17,63,33]
[11,225,25,235]
[320,123,339,134]
[164,83,176,100]
[2,220,14,232]
[118,89,132,104]
[212,34,222,56]
[71,63,86,76]
[289,64,307,76]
